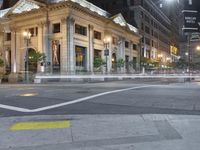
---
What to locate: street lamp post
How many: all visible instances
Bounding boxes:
[103,37,111,74]
[187,34,192,81]
[23,31,31,84]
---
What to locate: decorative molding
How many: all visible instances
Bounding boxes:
[67,16,75,24]
[12,0,40,14]
[61,17,67,24]
[88,24,94,30]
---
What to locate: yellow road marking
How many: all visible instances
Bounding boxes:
[10,121,71,131]
[19,93,38,97]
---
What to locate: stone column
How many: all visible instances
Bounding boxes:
[119,37,125,60]
[60,17,68,73]
[10,29,17,73]
[108,41,112,73]
[66,16,75,74]
[118,36,125,73]
[37,23,43,54]
[88,24,94,73]
[8,28,21,83]
[43,20,51,73]
[36,23,43,73]
[129,41,133,60]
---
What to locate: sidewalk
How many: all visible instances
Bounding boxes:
[0,114,200,150]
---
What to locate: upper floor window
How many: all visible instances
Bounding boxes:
[141,11,144,18]
[133,44,137,50]
[94,31,101,40]
[26,27,38,37]
[75,24,87,36]
[130,0,134,6]
[125,41,129,48]
[29,28,35,37]
[144,15,150,23]
[112,37,118,45]
[123,0,128,7]
[6,33,11,41]
[53,23,60,33]
[145,37,150,45]
[145,26,150,34]
[141,22,144,30]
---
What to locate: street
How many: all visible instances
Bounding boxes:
[0,80,200,150]
[0,81,199,116]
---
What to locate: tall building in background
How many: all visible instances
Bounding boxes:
[88,0,177,70]
[0,0,18,9]
[155,0,183,62]
[180,0,200,65]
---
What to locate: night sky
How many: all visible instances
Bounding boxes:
[0,0,200,12]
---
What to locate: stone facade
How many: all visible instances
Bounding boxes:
[0,0,140,76]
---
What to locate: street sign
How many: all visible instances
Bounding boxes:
[182,10,199,33]
[104,49,109,56]
[190,33,200,41]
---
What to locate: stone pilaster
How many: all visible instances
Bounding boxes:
[66,16,75,74]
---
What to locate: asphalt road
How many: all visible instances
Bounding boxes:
[0,81,200,117]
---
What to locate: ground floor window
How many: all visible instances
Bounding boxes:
[75,46,87,71]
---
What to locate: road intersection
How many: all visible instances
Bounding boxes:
[0,81,200,150]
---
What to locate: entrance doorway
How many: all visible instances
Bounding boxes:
[125,55,129,73]
[112,53,117,72]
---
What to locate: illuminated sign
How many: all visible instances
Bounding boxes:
[182,10,199,33]
[170,46,178,56]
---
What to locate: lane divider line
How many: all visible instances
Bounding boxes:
[10,121,71,131]
[0,85,156,113]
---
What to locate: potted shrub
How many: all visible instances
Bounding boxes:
[116,58,125,73]
[93,57,104,73]
[31,51,46,73]
[128,59,137,73]
[0,58,4,83]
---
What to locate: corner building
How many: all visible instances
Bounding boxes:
[0,0,140,75]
